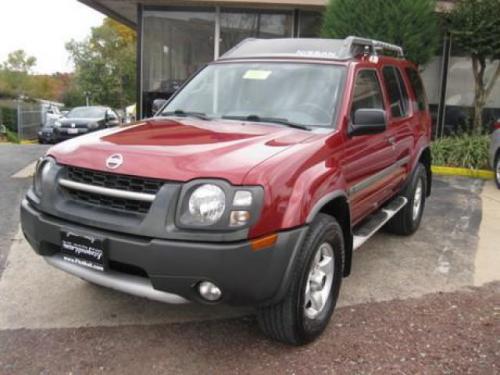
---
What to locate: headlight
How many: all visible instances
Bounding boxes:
[186,184,226,225]
[54,121,62,127]
[89,122,99,129]
[33,157,55,197]
[177,181,263,230]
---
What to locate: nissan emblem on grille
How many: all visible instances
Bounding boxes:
[106,154,123,169]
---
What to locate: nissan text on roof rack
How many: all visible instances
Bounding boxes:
[21,36,432,345]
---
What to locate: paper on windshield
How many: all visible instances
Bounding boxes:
[243,70,272,80]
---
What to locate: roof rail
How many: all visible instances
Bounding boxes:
[344,36,404,58]
[219,37,404,61]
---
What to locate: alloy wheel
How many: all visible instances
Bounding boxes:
[304,242,334,319]
[412,179,423,221]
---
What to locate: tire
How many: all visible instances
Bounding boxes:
[385,163,427,236]
[495,154,500,189]
[257,214,344,345]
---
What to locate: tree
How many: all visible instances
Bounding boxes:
[322,0,439,67]
[0,51,70,102]
[0,50,37,97]
[448,0,500,130]
[66,18,136,109]
[2,50,36,73]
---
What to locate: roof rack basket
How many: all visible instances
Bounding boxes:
[344,36,404,58]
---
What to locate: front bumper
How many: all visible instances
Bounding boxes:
[53,128,89,141]
[38,131,55,143]
[21,199,308,307]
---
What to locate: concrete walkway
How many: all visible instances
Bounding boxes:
[475,181,500,286]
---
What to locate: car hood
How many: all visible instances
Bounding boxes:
[48,117,319,184]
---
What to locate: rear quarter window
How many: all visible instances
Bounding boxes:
[405,67,428,112]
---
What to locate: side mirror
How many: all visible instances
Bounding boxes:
[348,109,387,137]
[152,99,167,114]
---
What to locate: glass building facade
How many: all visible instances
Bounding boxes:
[140,7,321,117]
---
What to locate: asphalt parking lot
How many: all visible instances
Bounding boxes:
[0,145,499,374]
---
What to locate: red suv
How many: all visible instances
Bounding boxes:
[21,37,432,345]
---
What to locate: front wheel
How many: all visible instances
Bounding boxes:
[257,214,344,345]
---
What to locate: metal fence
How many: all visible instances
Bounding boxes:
[17,101,42,140]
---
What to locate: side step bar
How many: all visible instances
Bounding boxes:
[353,196,408,250]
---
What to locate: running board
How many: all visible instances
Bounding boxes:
[353,196,408,250]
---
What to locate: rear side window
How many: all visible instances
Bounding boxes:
[351,70,384,118]
[383,66,409,118]
[405,67,427,112]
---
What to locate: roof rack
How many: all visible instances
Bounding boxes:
[219,37,404,61]
[345,36,404,58]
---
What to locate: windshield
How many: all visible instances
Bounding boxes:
[161,63,345,128]
[66,107,106,119]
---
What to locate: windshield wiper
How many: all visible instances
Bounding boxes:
[222,115,310,131]
[162,110,211,121]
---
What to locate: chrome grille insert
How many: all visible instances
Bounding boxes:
[59,179,156,202]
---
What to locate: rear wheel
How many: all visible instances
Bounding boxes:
[385,163,427,236]
[257,214,344,345]
[495,154,500,189]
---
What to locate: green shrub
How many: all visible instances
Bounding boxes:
[0,106,17,133]
[5,129,20,143]
[431,134,490,170]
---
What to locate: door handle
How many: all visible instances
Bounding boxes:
[386,136,396,145]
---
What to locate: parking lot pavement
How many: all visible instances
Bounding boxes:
[0,145,49,278]
[0,152,499,373]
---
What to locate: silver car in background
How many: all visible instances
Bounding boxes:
[491,119,500,188]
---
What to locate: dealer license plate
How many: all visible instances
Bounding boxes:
[61,231,106,271]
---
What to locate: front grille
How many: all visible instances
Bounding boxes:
[67,166,163,195]
[61,123,88,129]
[63,166,164,214]
[65,189,152,214]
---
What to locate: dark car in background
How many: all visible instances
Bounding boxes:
[53,106,120,142]
[38,124,56,144]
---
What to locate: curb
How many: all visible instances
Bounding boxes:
[432,166,494,180]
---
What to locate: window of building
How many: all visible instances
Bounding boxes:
[141,8,294,117]
[405,67,427,112]
[219,10,293,56]
[382,66,410,118]
[298,11,323,38]
[142,10,215,116]
[351,70,384,118]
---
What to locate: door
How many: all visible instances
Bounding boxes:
[343,69,398,224]
[381,65,415,190]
